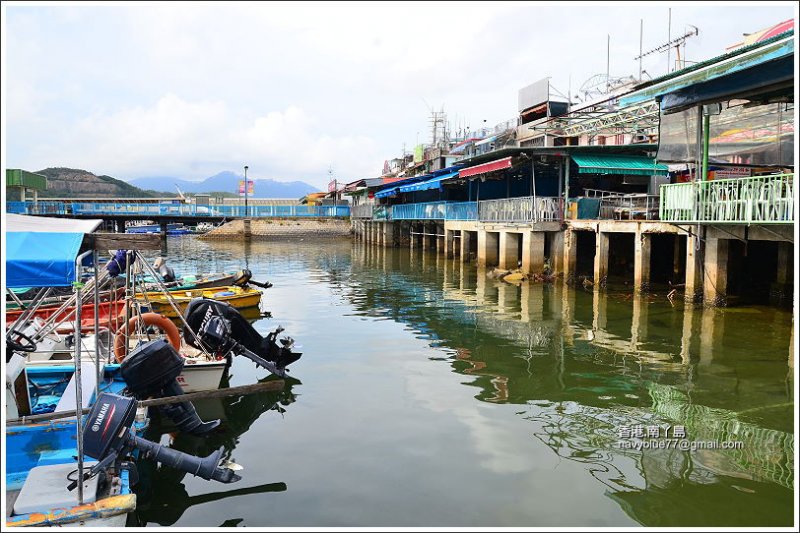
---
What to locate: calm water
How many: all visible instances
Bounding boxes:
[130,237,794,527]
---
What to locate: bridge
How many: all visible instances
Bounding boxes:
[6,200,351,229]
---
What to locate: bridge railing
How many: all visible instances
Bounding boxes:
[478,196,562,223]
[7,201,351,218]
[659,173,794,224]
[391,201,447,220]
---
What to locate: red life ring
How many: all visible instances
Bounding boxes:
[113,313,181,363]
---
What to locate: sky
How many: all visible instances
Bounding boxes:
[1,1,796,189]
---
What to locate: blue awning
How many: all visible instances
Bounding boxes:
[375,186,400,199]
[6,232,86,288]
[398,171,459,193]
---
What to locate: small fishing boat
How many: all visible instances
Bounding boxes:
[137,286,263,318]
[5,299,127,330]
[126,223,192,235]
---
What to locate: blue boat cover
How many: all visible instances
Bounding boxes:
[6,232,85,288]
[398,171,459,193]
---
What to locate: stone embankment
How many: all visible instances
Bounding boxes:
[199,218,352,240]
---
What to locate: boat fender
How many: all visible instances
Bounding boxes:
[113,313,181,363]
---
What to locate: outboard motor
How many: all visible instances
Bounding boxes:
[70,392,241,491]
[232,268,273,289]
[183,299,301,376]
[120,339,220,435]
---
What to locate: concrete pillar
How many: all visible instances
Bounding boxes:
[436,225,445,255]
[523,232,545,275]
[563,228,577,282]
[383,222,395,247]
[685,233,704,303]
[550,231,564,275]
[115,219,125,233]
[460,230,472,262]
[593,231,609,288]
[498,232,519,270]
[160,220,169,241]
[777,241,791,284]
[445,229,454,259]
[478,230,499,267]
[703,237,729,306]
[634,231,652,292]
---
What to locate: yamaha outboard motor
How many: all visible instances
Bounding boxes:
[71,393,241,492]
[183,299,301,376]
[232,268,273,289]
[120,339,220,435]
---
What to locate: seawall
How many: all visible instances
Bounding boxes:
[199,218,352,240]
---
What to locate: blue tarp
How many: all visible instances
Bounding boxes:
[398,171,459,193]
[375,186,401,199]
[6,232,86,288]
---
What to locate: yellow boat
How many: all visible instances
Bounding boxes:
[136,286,262,318]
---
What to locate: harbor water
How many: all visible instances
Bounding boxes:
[131,237,794,527]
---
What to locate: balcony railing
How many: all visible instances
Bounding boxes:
[478,196,562,223]
[391,201,447,220]
[445,201,478,220]
[659,174,794,224]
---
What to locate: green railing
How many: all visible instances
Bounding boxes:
[660,173,794,224]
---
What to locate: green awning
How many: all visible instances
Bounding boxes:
[571,154,669,176]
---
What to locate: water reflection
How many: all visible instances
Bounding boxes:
[132,375,299,526]
[329,243,794,526]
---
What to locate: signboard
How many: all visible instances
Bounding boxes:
[413,144,424,163]
[518,78,550,112]
[710,167,752,180]
[238,179,254,196]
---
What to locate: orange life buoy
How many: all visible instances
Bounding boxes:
[113,313,181,363]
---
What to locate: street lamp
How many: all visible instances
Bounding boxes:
[243,165,249,218]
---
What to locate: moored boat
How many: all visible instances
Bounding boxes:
[137,286,263,318]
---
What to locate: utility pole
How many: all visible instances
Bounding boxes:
[243,165,249,217]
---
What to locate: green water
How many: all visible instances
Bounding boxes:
[130,237,795,527]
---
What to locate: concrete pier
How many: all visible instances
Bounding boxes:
[522,231,545,275]
[633,231,651,292]
[498,232,519,270]
[478,230,499,267]
[593,231,609,288]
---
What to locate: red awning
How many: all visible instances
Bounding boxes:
[459,156,513,178]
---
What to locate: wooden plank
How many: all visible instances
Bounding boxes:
[89,232,161,250]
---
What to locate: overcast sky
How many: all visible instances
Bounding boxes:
[2,1,796,189]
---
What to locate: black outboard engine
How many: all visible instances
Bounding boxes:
[232,268,273,289]
[70,393,241,491]
[120,339,220,435]
[183,299,301,376]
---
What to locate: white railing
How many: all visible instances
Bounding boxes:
[660,174,794,224]
[351,204,374,219]
[478,196,562,223]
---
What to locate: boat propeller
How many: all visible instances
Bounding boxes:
[120,339,220,435]
[69,393,241,492]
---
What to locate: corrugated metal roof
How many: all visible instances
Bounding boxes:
[571,154,668,176]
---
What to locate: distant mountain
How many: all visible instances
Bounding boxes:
[129,171,319,198]
[33,167,169,198]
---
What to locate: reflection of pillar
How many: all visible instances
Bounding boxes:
[521,282,544,322]
[592,288,607,332]
[498,232,518,270]
[476,266,488,306]
[680,304,695,364]
[630,294,649,350]
[478,230,498,267]
[594,231,609,287]
[523,232,545,275]
[436,225,445,255]
[685,232,703,302]
[445,229,454,259]
[563,228,577,281]
[703,237,729,307]
[699,306,722,365]
[410,223,418,249]
[634,231,651,292]
[460,230,472,263]
[559,283,576,346]
[790,316,794,369]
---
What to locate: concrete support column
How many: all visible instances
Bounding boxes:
[115,220,125,233]
[460,230,472,262]
[522,232,545,275]
[478,230,499,267]
[563,228,577,282]
[684,232,703,303]
[160,220,169,241]
[383,222,394,247]
[550,231,564,275]
[777,241,792,284]
[436,225,445,255]
[498,232,519,270]
[703,237,729,307]
[445,230,454,259]
[634,231,652,292]
[593,231,609,288]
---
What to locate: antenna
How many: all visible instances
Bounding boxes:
[175,184,186,201]
[635,23,699,73]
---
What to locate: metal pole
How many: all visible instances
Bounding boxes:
[639,19,644,81]
[531,161,537,222]
[701,112,710,181]
[244,165,249,218]
[73,249,92,506]
[93,250,100,397]
[606,34,610,92]
[666,8,672,74]
[695,106,704,181]
[563,157,570,219]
